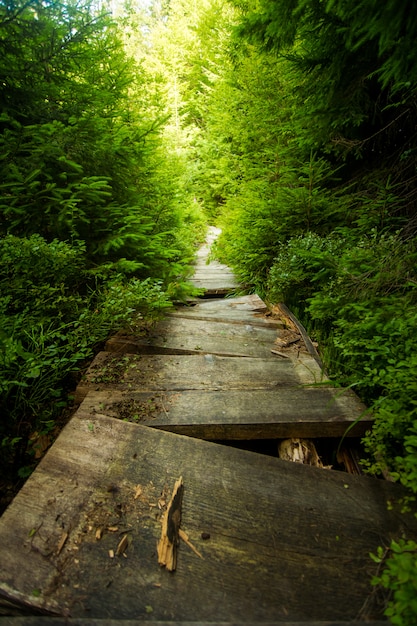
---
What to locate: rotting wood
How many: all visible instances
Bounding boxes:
[270,349,290,358]
[169,294,282,328]
[105,317,281,360]
[278,438,329,469]
[275,303,324,371]
[115,534,129,557]
[337,446,363,474]
[157,476,184,571]
[0,228,390,622]
[55,531,68,556]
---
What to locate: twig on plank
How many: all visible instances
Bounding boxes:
[179,528,204,559]
[271,349,290,358]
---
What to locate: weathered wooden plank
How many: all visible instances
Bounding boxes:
[105,336,252,357]
[74,352,326,404]
[193,294,268,312]
[79,387,372,439]
[157,317,276,338]
[170,296,282,327]
[105,318,280,359]
[0,415,414,621]
[192,261,236,271]
[191,250,239,288]
[190,279,240,294]
[191,272,238,281]
[191,272,238,282]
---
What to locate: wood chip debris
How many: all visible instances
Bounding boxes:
[116,534,129,556]
[337,447,363,474]
[278,438,331,469]
[179,529,203,560]
[157,476,183,572]
[281,337,301,347]
[56,531,68,555]
[270,349,290,358]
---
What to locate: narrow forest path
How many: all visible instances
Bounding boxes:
[0,228,415,624]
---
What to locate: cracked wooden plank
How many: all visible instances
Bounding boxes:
[0,416,414,621]
[78,387,372,439]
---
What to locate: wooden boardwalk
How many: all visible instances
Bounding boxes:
[0,228,415,625]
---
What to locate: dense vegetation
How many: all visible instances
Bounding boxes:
[0,0,205,504]
[1,0,417,622]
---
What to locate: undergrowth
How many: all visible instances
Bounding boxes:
[0,234,199,510]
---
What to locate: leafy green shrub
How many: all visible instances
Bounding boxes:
[267,230,417,465]
[267,232,343,307]
[372,539,417,626]
[0,235,173,484]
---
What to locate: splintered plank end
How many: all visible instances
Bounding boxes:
[157,476,184,571]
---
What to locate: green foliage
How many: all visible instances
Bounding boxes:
[0,234,172,481]
[267,228,417,465]
[266,227,417,623]
[0,0,204,281]
[372,540,417,626]
[267,232,343,306]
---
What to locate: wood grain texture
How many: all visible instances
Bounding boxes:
[0,416,414,621]
[169,295,282,328]
[105,317,281,359]
[74,352,326,404]
[78,387,371,439]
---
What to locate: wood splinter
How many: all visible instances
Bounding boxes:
[157,476,183,572]
[56,531,68,555]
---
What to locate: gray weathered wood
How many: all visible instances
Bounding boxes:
[170,295,283,327]
[192,265,236,275]
[193,294,268,312]
[78,387,371,439]
[0,415,413,621]
[74,352,326,404]
[105,318,281,359]
[189,279,240,295]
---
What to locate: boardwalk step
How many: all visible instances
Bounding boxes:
[79,386,371,439]
[105,317,283,359]
[189,232,241,295]
[0,416,412,621]
[74,352,325,404]
[171,294,282,327]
